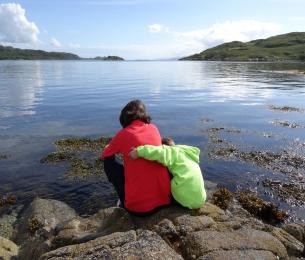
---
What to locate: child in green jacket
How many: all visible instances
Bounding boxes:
[129,137,206,209]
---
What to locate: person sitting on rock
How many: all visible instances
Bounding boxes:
[129,137,206,209]
[101,100,171,216]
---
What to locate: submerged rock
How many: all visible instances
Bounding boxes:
[263,179,305,206]
[268,105,304,113]
[0,154,10,160]
[40,137,110,179]
[271,119,303,128]
[40,152,75,163]
[0,195,17,209]
[54,137,110,152]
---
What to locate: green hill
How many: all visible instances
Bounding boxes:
[180,32,305,61]
[0,45,81,60]
[0,45,125,61]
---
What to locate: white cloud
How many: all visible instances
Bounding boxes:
[143,20,282,59]
[74,20,283,60]
[0,3,39,43]
[50,38,62,48]
[148,24,164,33]
[172,20,282,52]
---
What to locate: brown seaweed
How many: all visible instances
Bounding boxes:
[268,105,304,113]
[271,120,303,128]
[212,188,233,210]
[237,190,288,224]
[54,137,111,152]
[262,179,305,206]
[40,137,110,179]
[27,217,43,235]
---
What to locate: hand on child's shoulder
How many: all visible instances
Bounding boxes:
[129,147,138,160]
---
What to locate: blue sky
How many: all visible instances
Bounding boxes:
[0,0,305,59]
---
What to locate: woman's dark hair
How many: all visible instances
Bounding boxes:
[119,100,151,128]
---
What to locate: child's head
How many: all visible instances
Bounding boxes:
[119,100,151,128]
[162,137,175,146]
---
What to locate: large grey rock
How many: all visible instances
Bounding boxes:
[197,202,228,221]
[16,198,77,260]
[152,219,178,238]
[174,214,216,235]
[53,203,197,249]
[283,223,305,243]
[40,230,183,260]
[198,249,278,260]
[53,206,134,247]
[0,236,19,260]
[16,198,77,242]
[270,227,304,257]
[184,228,288,259]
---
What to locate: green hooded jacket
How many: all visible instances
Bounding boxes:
[137,145,206,209]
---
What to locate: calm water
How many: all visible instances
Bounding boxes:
[0,61,305,219]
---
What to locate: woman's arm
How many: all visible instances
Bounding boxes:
[101,131,123,159]
[129,145,177,167]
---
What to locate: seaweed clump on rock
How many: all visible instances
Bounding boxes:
[0,154,10,160]
[262,179,305,206]
[54,137,111,152]
[212,188,233,210]
[237,190,287,224]
[40,137,111,179]
[0,195,17,208]
[268,105,304,113]
[27,217,43,236]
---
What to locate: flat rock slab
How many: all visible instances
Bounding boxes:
[184,228,288,259]
[197,249,278,260]
[40,230,183,260]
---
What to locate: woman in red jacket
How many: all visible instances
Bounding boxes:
[102,100,171,215]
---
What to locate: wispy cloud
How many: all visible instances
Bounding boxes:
[50,37,62,48]
[0,3,39,44]
[144,20,282,58]
[85,0,169,6]
[72,20,283,60]
[148,24,164,33]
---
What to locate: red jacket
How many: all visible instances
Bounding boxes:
[102,120,171,212]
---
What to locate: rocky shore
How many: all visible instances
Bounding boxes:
[1,191,305,259]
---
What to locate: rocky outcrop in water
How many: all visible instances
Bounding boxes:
[1,195,305,260]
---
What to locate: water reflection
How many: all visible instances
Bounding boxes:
[0,61,43,118]
[183,62,305,103]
